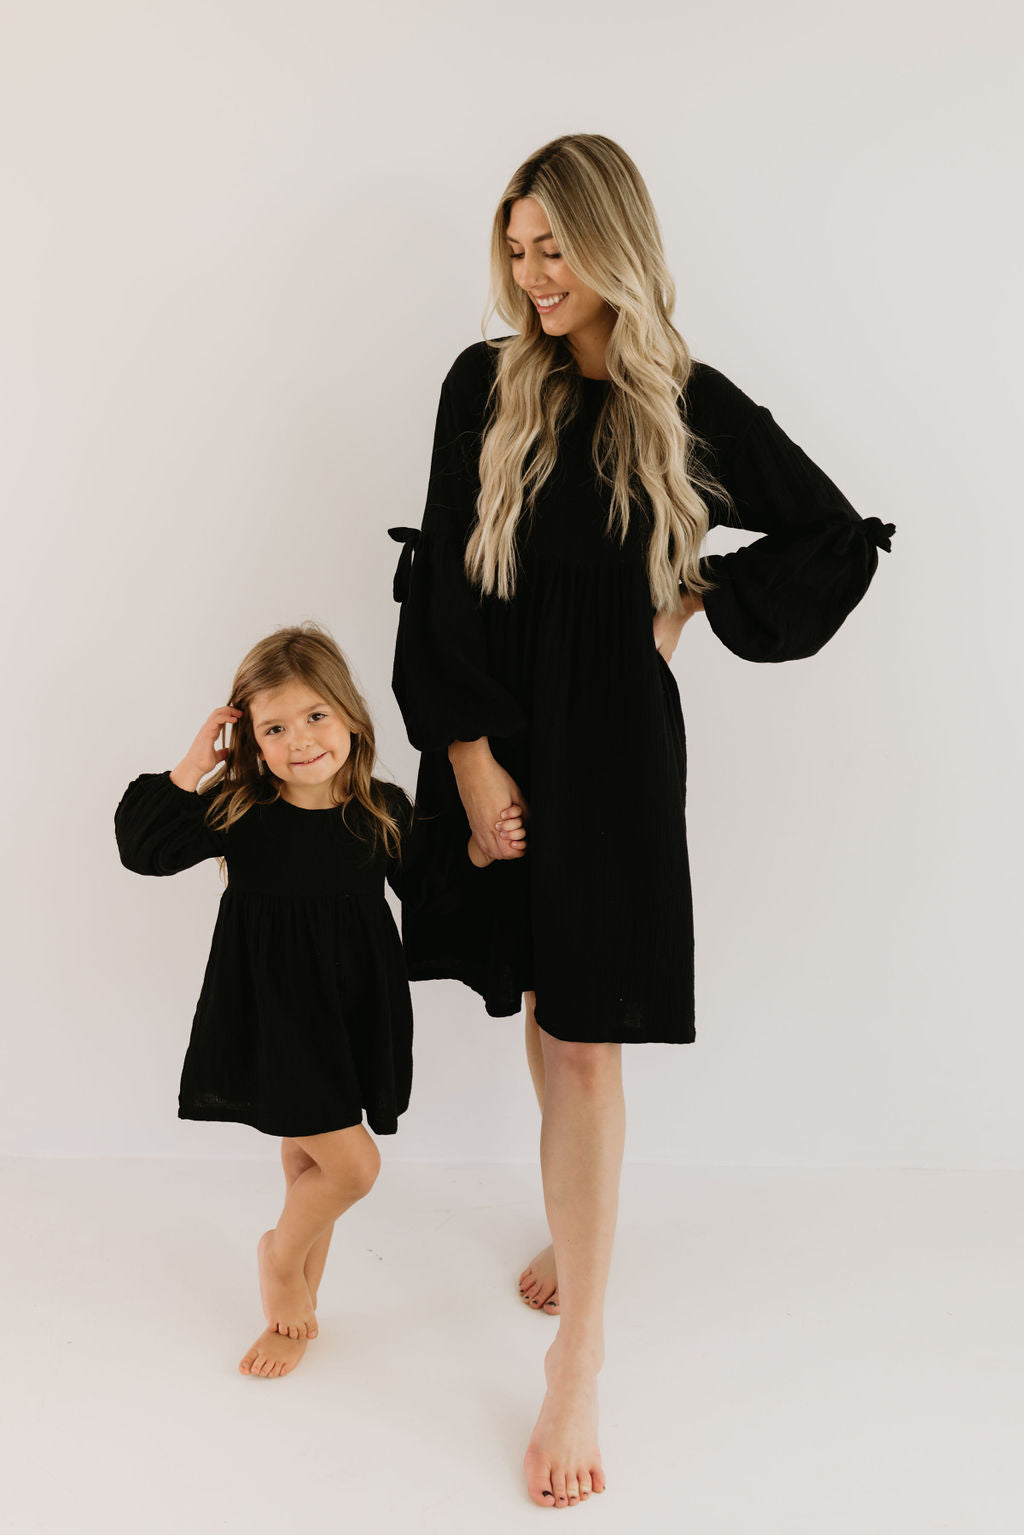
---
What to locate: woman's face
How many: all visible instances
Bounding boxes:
[506,196,614,345]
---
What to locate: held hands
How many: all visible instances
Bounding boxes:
[467,803,527,868]
[170,707,243,792]
[449,739,529,866]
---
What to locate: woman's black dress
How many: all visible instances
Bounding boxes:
[114,773,417,1136]
[390,341,894,1045]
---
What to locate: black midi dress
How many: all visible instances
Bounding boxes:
[390,340,895,1046]
[114,772,417,1136]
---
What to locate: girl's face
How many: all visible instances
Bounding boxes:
[249,679,353,807]
[506,196,614,346]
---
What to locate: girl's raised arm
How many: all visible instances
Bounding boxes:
[115,708,239,876]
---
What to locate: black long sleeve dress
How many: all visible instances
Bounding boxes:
[114,772,418,1136]
[390,341,894,1046]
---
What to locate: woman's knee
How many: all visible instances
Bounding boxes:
[540,1034,622,1093]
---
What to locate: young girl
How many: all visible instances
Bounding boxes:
[115,622,524,1379]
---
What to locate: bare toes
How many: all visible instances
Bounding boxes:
[552,1471,568,1507]
[525,1457,556,1509]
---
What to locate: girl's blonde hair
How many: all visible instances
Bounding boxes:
[200,623,402,859]
[471,132,732,611]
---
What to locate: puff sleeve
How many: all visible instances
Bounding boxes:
[114,772,225,875]
[390,347,528,751]
[700,396,895,663]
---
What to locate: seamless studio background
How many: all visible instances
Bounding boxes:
[3,4,1023,1533]
[2,8,1020,1167]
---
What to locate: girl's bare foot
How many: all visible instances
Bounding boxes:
[257,1230,318,1340]
[519,1244,560,1313]
[524,1339,606,1508]
[238,1327,307,1379]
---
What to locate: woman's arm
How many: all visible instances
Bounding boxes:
[392,348,527,751]
[392,346,531,861]
[688,365,894,664]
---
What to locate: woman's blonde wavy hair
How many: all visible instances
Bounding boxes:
[199,623,403,860]
[470,133,732,611]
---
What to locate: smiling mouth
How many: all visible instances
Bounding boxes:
[534,292,568,312]
[291,753,327,766]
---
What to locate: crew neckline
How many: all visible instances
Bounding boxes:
[276,794,349,814]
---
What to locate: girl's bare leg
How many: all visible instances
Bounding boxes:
[240,1140,340,1378]
[256,1123,380,1340]
[519,994,560,1314]
[523,1028,623,1507]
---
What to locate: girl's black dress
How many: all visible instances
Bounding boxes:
[390,341,895,1046]
[115,773,417,1137]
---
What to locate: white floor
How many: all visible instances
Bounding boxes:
[5,1158,1022,1535]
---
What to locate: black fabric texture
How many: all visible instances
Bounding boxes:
[391,341,895,1044]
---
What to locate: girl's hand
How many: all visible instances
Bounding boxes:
[467,803,527,867]
[170,707,243,792]
[653,591,704,664]
[449,740,529,863]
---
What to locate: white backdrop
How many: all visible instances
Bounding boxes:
[2,0,1019,1167]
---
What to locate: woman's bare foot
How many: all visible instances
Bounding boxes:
[257,1230,318,1340]
[524,1339,606,1508]
[238,1327,307,1379]
[519,1244,560,1313]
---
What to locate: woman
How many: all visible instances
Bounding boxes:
[390,134,894,1509]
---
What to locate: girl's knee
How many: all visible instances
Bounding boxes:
[321,1130,381,1204]
[281,1138,316,1184]
[348,1136,381,1200]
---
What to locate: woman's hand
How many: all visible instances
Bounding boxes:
[652,591,704,664]
[170,707,243,792]
[449,738,529,863]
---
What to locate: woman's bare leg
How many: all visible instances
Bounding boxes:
[519,994,560,1313]
[523,1029,623,1507]
[240,1139,340,1378]
[524,994,546,1105]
